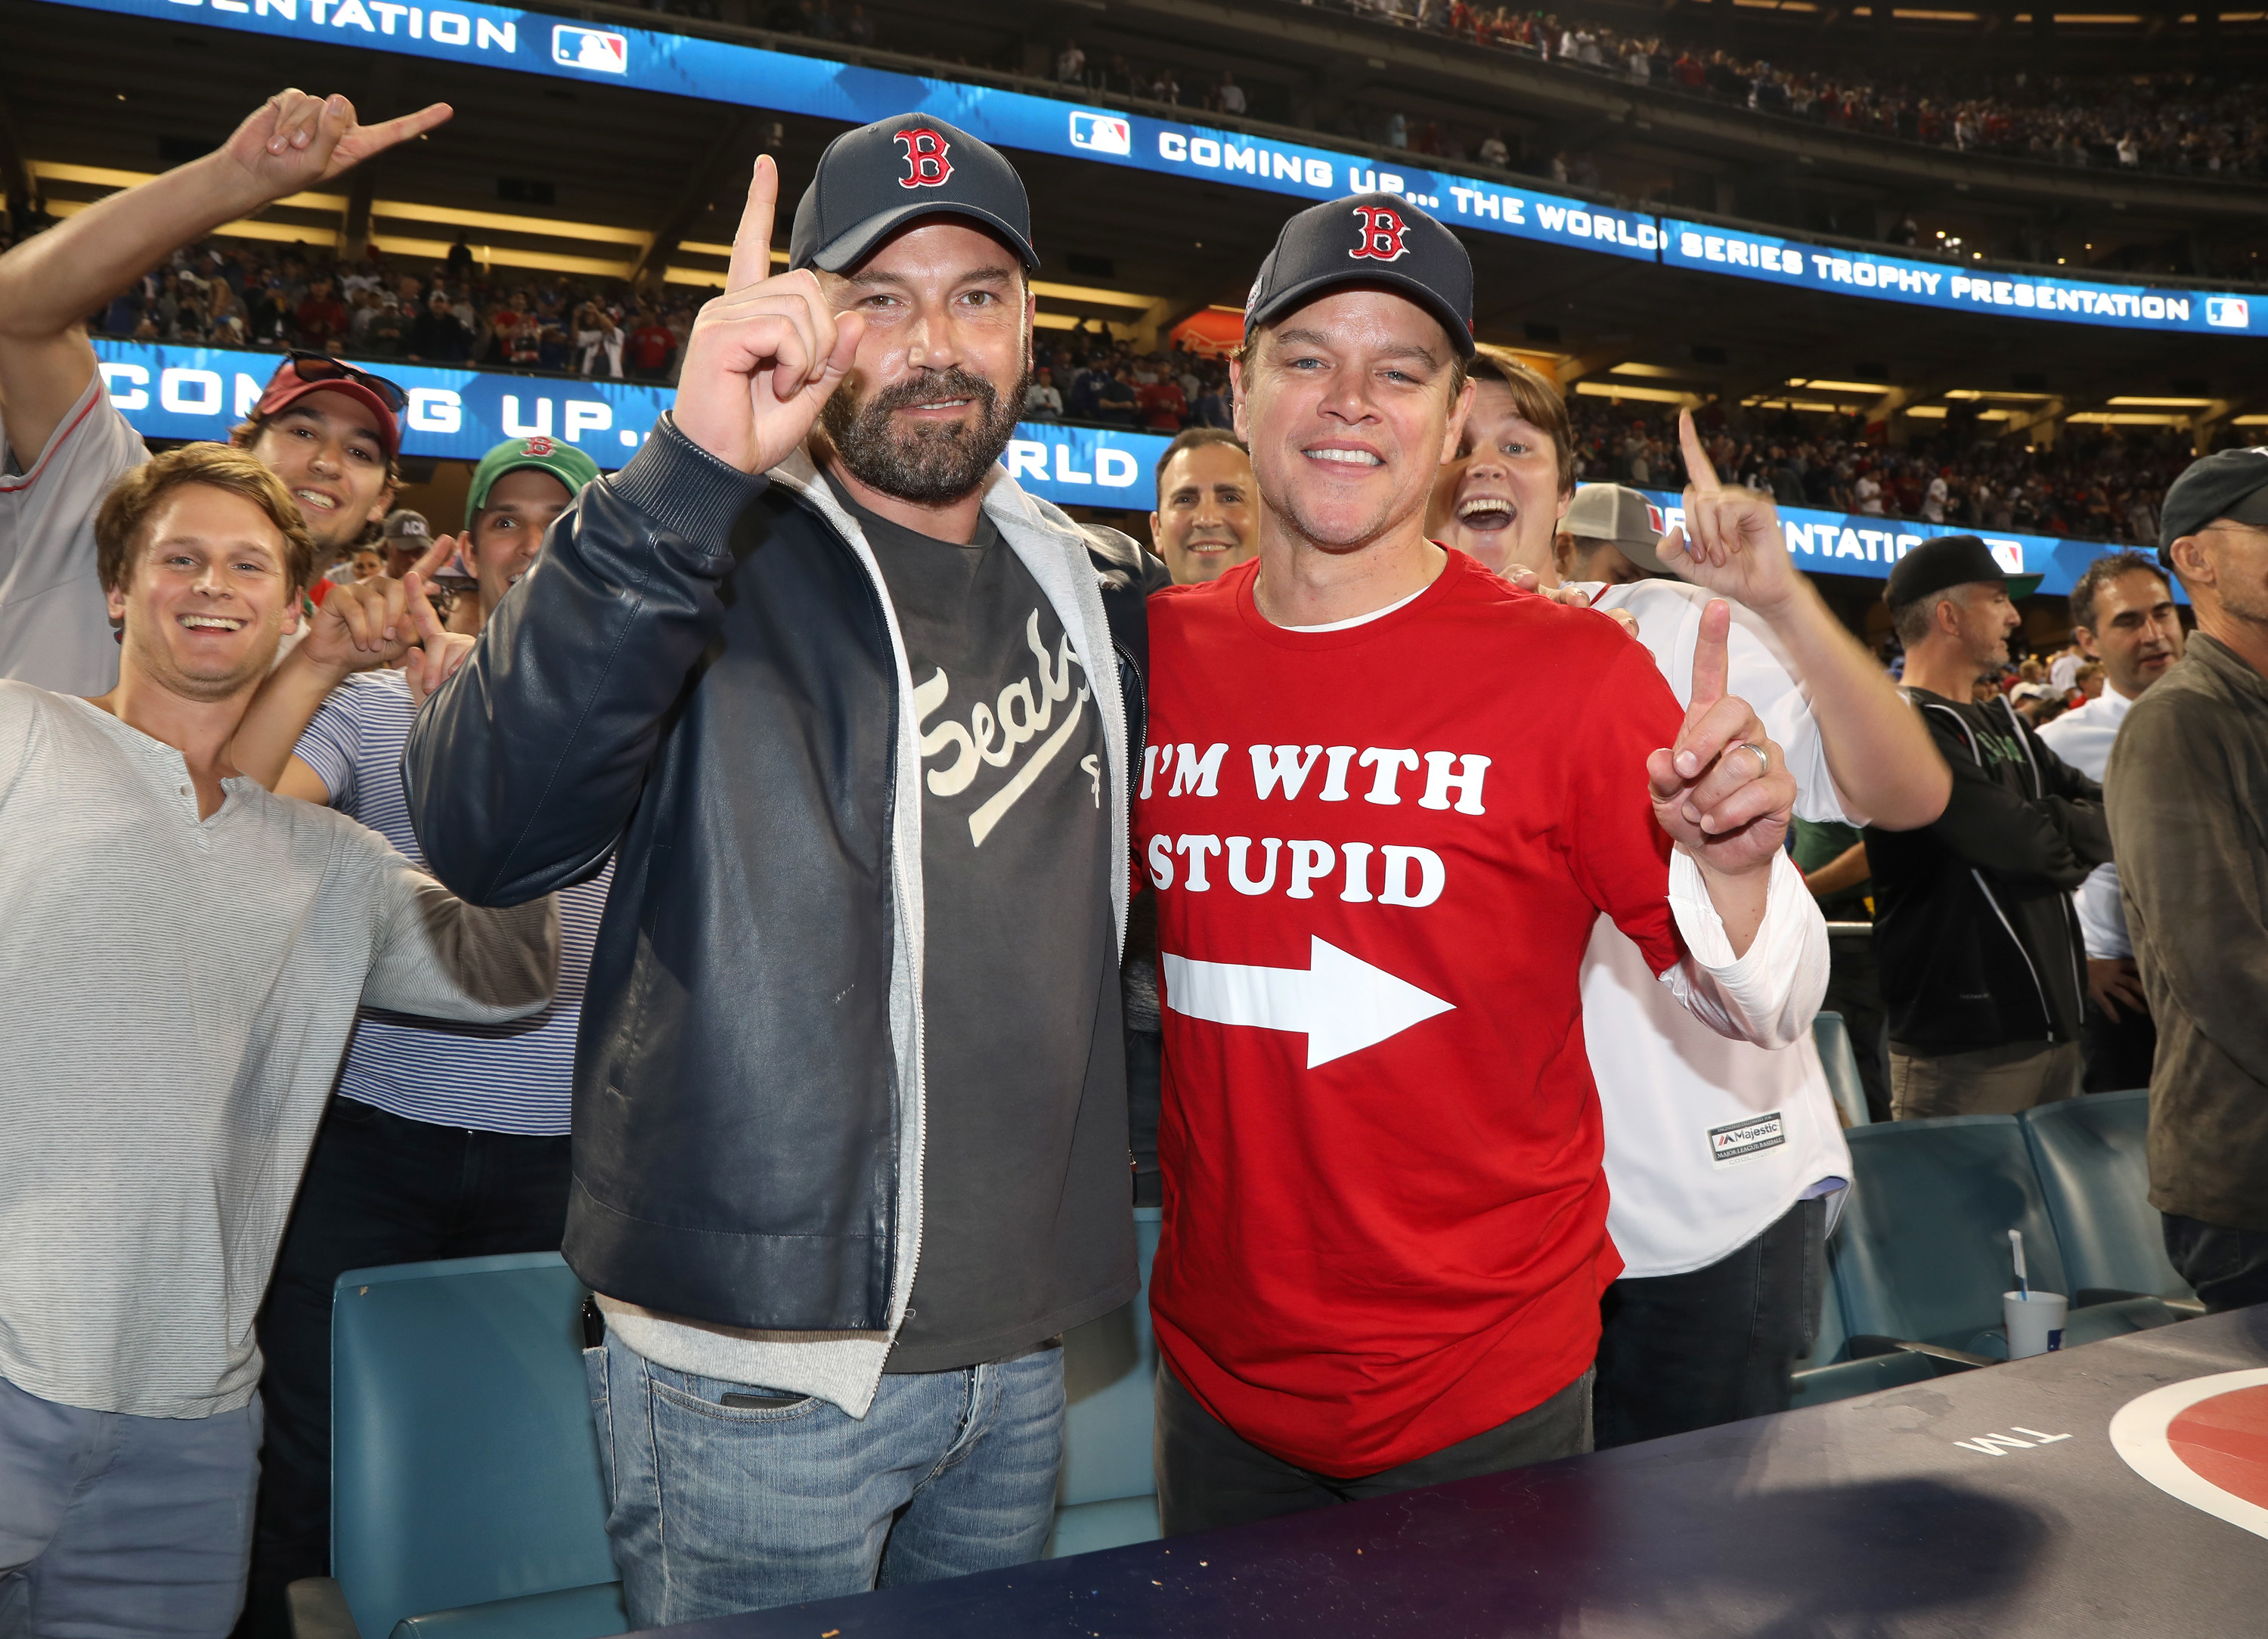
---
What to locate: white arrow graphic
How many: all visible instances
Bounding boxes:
[1161,936,1456,1068]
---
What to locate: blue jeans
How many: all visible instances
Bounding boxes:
[585,1331,1065,1626]
[0,1375,262,1639]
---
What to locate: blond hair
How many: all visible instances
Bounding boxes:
[96,442,318,595]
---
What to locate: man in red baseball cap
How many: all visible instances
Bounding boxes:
[0,88,447,699]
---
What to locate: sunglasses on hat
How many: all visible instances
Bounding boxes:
[280,349,408,414]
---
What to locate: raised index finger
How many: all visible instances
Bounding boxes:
[727,155,779,293]
[1689,597,1730,712]
[343,101,455,159]
[407,529,460,584]
[1678,408,1721,495]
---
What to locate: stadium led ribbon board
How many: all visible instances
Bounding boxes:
[64,0,2254,332]
[93,339,2121,594]
[90,336,1159,509]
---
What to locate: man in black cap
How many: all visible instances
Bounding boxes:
[1868,536,2109,1120]
[405,117,1163,1621]
[376,507,433,580]
[2107,450,2268,1311]
[1136,194,1825,1530]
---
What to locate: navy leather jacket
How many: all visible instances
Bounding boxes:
[404,420,1161,1372]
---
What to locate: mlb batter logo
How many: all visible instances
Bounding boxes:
[2111,1367,2268,1539]
[1349,204,1411,262]
[1069,113,1132,156]
[552,25,627,74]
[1983,538,2026,575]
[895,128,954,189]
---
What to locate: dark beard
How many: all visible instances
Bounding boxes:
[821,364,1028,505]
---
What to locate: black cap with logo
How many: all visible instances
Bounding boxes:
[1884,533,2043,606]
[1243,193,1476,358]
[789,113,1039,274]
[2158,446,2268,557]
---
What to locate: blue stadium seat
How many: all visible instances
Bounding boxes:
[2021,1090,2198,1306]
[293,1252,624,1639]
[1811,1012,1871,1129]
[1049,1207,1163,1557]
[1833,1115,2071,1351]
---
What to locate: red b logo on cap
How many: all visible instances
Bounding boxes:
[895,128,954,189]
[523,436,555,456]
[1349,204,1411,262]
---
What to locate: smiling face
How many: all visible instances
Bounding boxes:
[466,467,575,620]
[1427,379,1569,579]
[105,484,301,702]
[1232,286,1472,556]
[242,390,395,553]
[816,219,1033,506]
[1151,441,1258,585]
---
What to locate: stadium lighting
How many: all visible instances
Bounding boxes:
[1610,364,1694,379]
[1783,378,1895,394]
[2105,395,2216,407]
[1571,381,1699,405]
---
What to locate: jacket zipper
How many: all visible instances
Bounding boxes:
[1922,699,2059,1037]
[1112,640,1143,962]
[775,471,928,1346]
[2000,696,2090,1018]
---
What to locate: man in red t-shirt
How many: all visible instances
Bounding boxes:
[1136,367,1188,432]
[624,308,677,381]
[294,276,350,352]
[1137,194,1827,1532]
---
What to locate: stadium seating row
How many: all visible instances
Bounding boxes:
[286,1084,2191,1638]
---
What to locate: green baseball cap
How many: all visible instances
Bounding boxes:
[466,435,603,522]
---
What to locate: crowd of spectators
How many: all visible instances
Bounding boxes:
[1311,1,2268,181]
[72,231,695,384]
[9,215,2208,555]
[1566,395,2209,547]
[1021,327,1237,435]
[684,0,2268,185]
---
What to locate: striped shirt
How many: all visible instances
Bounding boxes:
[294,671,612,1136]
[0,683,557,1417]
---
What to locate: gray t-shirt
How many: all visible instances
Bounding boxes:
[832,483,1129,1374]
[0,370,145,697]
[0,683,558,1417]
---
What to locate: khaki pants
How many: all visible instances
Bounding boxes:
[1888,1039,2082,1122]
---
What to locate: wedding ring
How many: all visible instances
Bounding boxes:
[1738,742,1770,775]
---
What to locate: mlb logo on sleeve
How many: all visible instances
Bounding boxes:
[553,25,628,74]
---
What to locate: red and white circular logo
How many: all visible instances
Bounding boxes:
[2109,1367,2268,1538]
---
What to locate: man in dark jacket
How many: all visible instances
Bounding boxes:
[2110,450,2268,1312]
[404,117,1165,1625]
[1868,536,2110,1119]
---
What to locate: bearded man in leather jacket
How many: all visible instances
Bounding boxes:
[406,116,1165,1624]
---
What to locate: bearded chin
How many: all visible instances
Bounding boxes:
[822,366,1030,506]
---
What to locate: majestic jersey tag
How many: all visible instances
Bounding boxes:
[1709,1112,1787,1166]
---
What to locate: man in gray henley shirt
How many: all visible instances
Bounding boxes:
[0,442,556,1636]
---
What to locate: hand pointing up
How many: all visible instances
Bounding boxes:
[673,155,864,475]
[1646,597,1796,875]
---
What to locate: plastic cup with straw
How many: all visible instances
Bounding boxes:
[2003,1228,2065,1356]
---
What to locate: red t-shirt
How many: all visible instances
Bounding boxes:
[627,323,676,374]
[1137,380,1188,431]
[1137,552,1688,1476]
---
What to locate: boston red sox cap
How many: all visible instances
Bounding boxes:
[789,113,1040,274]
[1243,193,1476,358]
